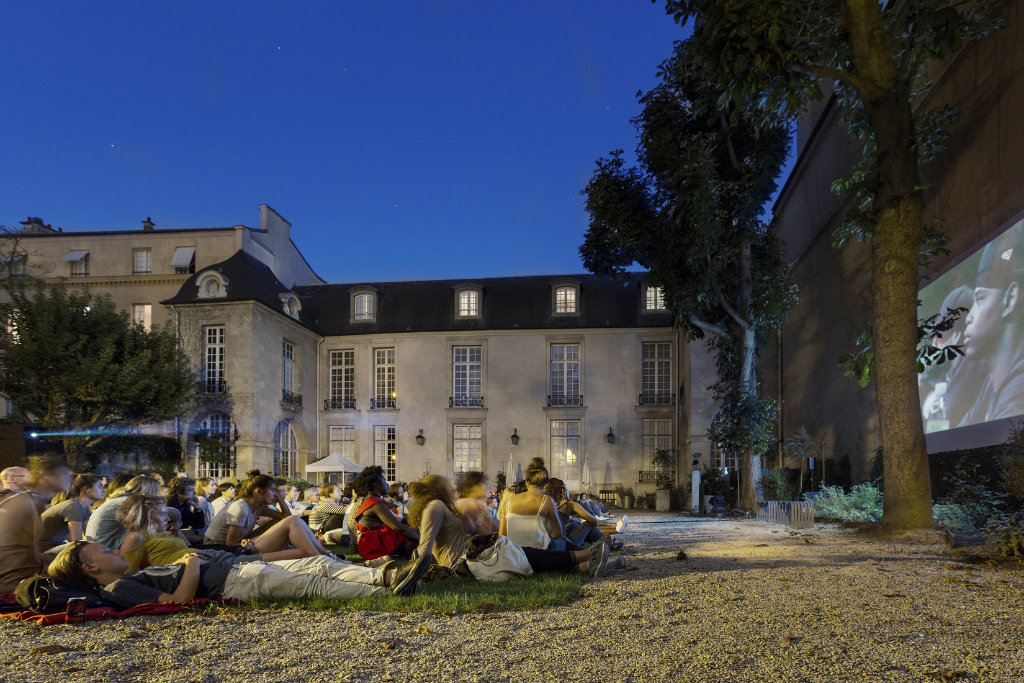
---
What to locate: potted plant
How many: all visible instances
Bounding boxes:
[653,448,676,511]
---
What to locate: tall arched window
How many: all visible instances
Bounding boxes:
[192,412,236,480]
[273,420,298,478]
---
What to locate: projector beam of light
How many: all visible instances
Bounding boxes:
[26,426,151,439]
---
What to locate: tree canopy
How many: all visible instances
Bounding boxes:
[581,38,796,510]
[0,279,194,460]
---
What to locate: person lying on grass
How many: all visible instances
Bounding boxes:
[47,539,433,608]
[202,473,334,561]
[410,473,610,578]
[349,466,419,562]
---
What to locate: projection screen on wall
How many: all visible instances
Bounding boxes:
[919,215,1024,434]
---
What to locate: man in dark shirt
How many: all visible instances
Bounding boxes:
[166,477,208,540]
[48,540,432,607]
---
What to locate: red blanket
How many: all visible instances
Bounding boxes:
[0,593,224,625]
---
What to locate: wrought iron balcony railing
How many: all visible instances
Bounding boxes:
[449,396,484,408]
[547,394,583,407]
[370,397,397,409]
[198,379,226,394]
[639,392,675,405]
[282,390,303,407]
[324,398,356,410]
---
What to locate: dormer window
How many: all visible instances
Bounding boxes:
[196,270,229,299]
[281,293,302,320]
[455,285,482,318]
[645,286,667,311]
[552,281,579,315]
[351,288,378,322]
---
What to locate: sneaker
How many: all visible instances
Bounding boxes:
[587,538,610,578]
[605,556,626,572]
[365,554,394,568]
[615,515,628,534]
[389,551,433,596]
[609,539,624,551]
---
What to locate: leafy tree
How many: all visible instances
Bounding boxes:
[662,0,1004,530]
[581,38,796,512]
[0,279,194,464]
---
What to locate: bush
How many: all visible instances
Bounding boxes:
[932,503,977,532]
[940,460,1005,528]
[985,511,1024,558]
[1000,422,1024,502]
[761,469,795,501]
[813,483,882,522]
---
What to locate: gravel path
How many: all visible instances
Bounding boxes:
[3,513,1023,683]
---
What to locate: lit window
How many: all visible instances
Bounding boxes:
[554,286,577,314]
[131,304,152,331]
[453,424,483,473]
[354,293,375,320]
[133,248,152,275]
[457,289,479,317]
[645,286,666,310]
[550,420,580,482]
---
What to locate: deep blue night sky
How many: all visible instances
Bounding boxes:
[1,3,703,283]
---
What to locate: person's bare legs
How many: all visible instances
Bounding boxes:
[251,516,327,558]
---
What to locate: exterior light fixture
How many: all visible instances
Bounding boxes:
[510,428,520,446]
[605,427,616,444]
[692,452,701,467]
[415,429,425,446]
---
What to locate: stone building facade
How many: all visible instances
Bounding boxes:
[3,206,731,497]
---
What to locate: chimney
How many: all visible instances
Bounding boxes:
[142,217,155,231]
[19,217,56,234]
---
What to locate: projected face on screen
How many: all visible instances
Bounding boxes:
[919,217,1024,432]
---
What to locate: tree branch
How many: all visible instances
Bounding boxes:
[794,61,873,97]
[717,287,751,330]
[690,316,730,339]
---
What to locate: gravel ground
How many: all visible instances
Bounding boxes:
[2,513,1023,683]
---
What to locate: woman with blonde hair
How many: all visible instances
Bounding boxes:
[116,494,260,572]
[85,475,161,549]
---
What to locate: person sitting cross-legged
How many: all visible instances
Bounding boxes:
[47,538,433,608]
[349,466,419,562]
[308,484,350,545]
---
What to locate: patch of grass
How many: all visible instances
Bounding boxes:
[212,572,588,614]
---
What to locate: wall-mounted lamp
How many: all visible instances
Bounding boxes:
[510,428,520,446]
[415,429,425,446]
[605,427,616,445]
[692,452,701,467]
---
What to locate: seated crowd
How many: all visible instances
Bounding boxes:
[0,454,629,610]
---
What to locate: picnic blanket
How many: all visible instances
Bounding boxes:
[0,593,224,626]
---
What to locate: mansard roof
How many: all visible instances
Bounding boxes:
[165,250,673,334]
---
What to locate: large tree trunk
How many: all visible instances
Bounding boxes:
[739,450,762,512]
[844,0,933,530]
